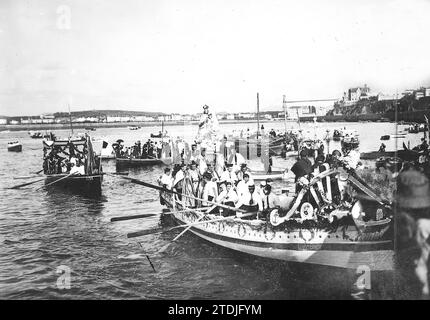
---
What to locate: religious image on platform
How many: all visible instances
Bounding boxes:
[1,0,430,307]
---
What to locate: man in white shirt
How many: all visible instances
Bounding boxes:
[227,147,246,172]
[220,163,238,184]
[158,167,173,190]
[197,148,208,175]
[235,183,263,217]
[236,173,251,196]
[189,144,199,163]
[188,161,200,193]
[201,173,218,206]
[217,181,238,216]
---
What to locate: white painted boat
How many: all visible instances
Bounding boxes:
[160,168,394,271]
[7,141,22,152]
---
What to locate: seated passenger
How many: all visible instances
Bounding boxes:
[202,173,218,206]
[235,183,263,216]
[217,181,238,216]
[236,173,251,196]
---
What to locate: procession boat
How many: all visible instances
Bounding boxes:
[42,135,103,196]
[160,169,394,271]
[45,173,103,195]
[7,141,22,152]
[115,156,166,168]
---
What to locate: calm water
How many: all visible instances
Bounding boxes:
[0,121,423,299]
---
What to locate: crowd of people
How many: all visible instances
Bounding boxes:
[157,139,364,220]
[158,146,279,219]
[114,139,163,159]
[43,141,100,175]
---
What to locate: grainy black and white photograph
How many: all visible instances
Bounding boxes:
[1,0,430,306]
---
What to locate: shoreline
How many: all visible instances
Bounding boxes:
[0,119,291,132]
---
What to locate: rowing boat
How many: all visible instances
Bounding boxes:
[7,141,22,152]
[42,134,103,196]
[45,173,103,195]
[115,157,167,168]
[159,169,394,270]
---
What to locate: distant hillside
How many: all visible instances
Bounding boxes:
[327,95,430,117]
[53,109,167,118]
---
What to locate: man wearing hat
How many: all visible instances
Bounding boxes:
[395,169,430,299]
[220,163,238,185]
[237,163,254,184]
[235,182,263,217]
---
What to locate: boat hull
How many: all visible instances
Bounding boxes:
[116,157,165,168]
[7,144,22,152]
[162,193,394,271]
[45,174,102,196]
[360,149,419,161]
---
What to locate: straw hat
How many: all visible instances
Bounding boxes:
[396,170,430,209]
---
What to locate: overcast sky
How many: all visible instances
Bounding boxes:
[1,0,430,116]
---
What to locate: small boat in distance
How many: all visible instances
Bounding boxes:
[7,141,22,152]
[85,127,96,131]
[29,131,56,140]
[128,126,141,130]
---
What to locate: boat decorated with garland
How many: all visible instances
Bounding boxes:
[159,167,394,271]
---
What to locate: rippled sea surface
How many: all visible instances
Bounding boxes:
[0,121,423,299]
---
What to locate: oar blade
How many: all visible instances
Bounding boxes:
[110,213,157,222]
[127,227,167,238]
[9,178,45,189]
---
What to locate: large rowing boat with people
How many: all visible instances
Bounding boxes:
[114,104,394,271]
[42,134,103,196]
[113,138,171,169]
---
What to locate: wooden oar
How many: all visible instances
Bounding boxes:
[35,172,77,190]
[111,213,157,222]
[108,173,247,213]
[127,211,256,238]
[31,169,44,175]
[14,175,38,180]
[172,204,218,242]
[110,207,207,222]
[8,178,46,189]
